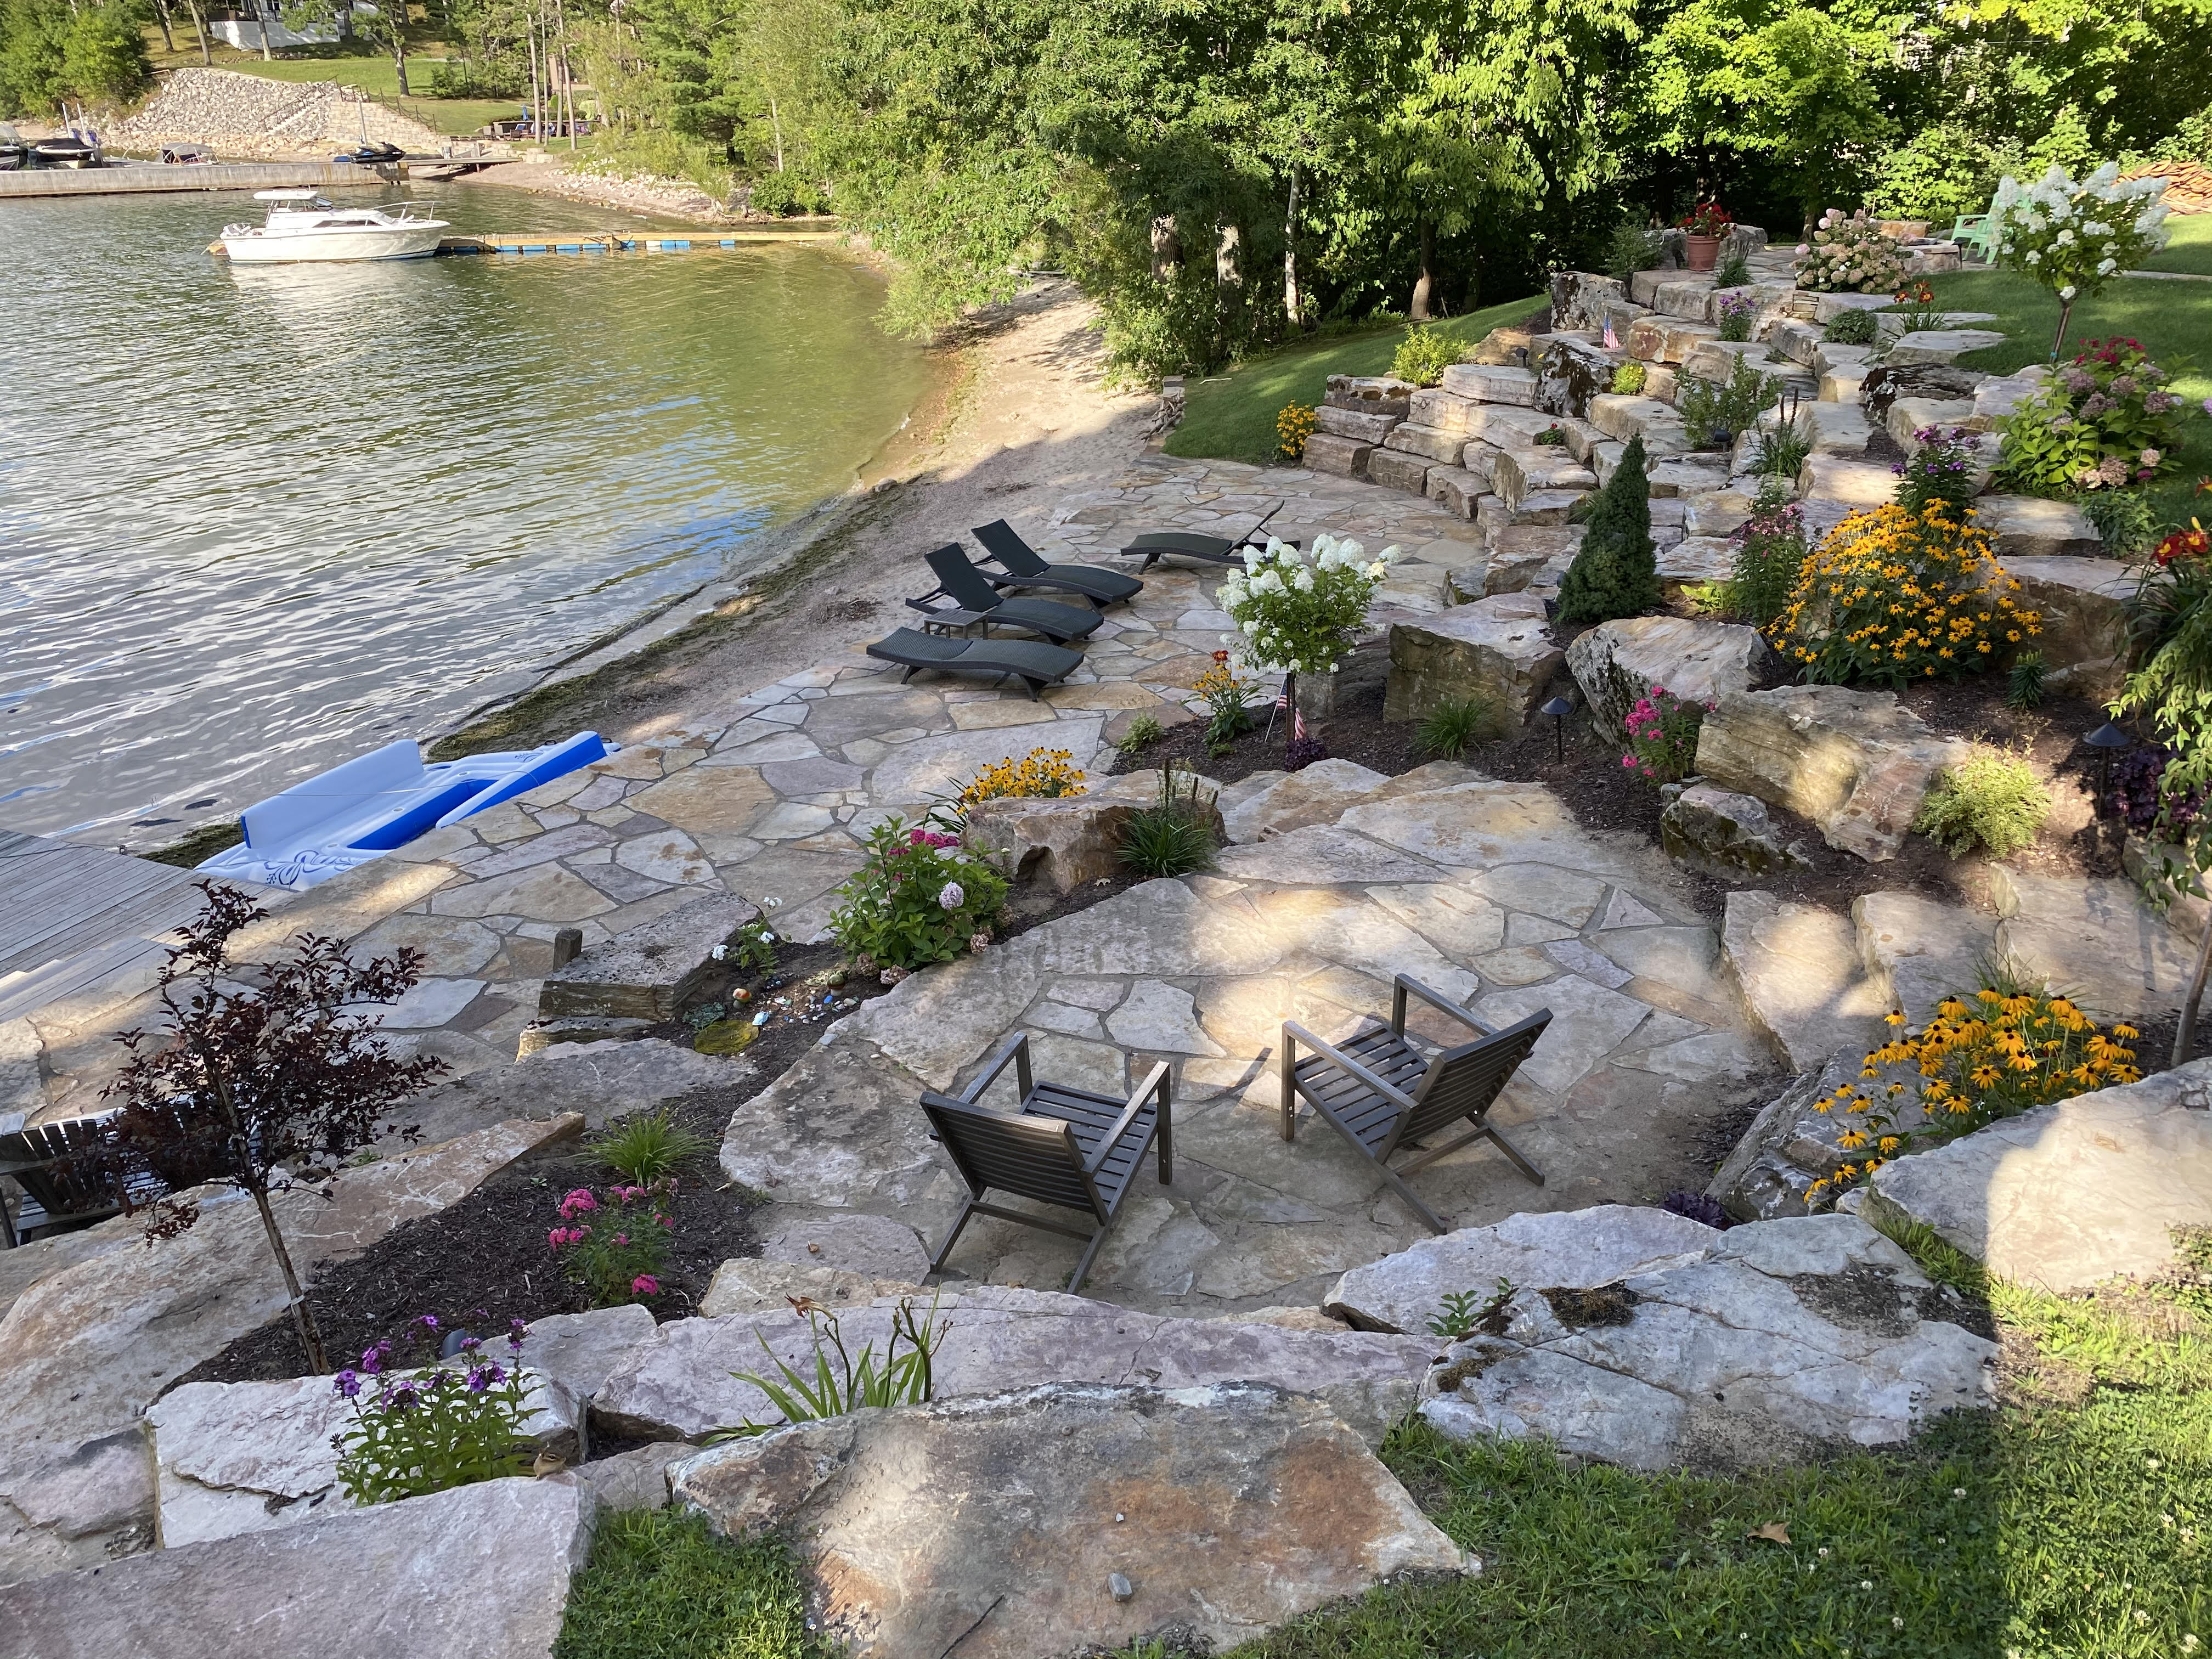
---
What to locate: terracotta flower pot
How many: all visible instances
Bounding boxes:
[1685,233,1721,273]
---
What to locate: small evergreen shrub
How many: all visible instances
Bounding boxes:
[1556,436,1661,624]
[1822,307,1877,346]
[1912,749,2053,857]
[1603,218,1663,280]
[1391,325,1465,388]
[1417,694,1500,760]
[1678,356,1780,450]
[1610,360,1647,395]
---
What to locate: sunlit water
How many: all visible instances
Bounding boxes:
[0,183,931,840]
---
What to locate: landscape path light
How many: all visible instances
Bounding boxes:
[1539,695,1577,765]
[2083,720,2130,809]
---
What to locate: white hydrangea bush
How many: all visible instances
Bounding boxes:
[1216,533,1400,674]
[1793,207,1906,294]
[1985,163,2171,344]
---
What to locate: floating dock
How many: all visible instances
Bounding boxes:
[0,160,396,199]
[438,229,840,255]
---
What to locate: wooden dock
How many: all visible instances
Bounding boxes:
[0,831,208,1025]
[438,228,841,255]
[0,160,396,199]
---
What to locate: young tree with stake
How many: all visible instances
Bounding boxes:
[97,883,446,1374]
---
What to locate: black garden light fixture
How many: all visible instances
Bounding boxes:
[2084,720,2130,807]
[1539,695,1576,764]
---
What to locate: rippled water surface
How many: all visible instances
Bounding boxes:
[0,184,930,839]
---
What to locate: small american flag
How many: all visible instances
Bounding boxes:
[1603,320,1621,350]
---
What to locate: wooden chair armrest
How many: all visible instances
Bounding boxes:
[1084,1062,1170,1175]
[1283,1020,1417,1113]
[1392,974,1495,1040]
[957,1034,1031,1105]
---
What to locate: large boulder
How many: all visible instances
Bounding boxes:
[2000,556,2131,695]
[1221,758,1391,844]
[592,1285,1437,1449]
[0,1474,596,1659]
[1853,890,1999,1023]
[1695,685,1967,861]
[535,891,759,1022]
[1533,335,1620,420]
[1565,617,1771,741]
[1857,362,1982,425]
[1384,594,1563,731]
[1420,1214,1996,1469]
[964,771,1222,895]
[669,1381,1469,1659]
[1867,1062,2212,1294]
[1548,270,1628,332]
[1323,1205,1721,1334]
[1720,891,1889,1071]
[1659,785,1809,880]
[1988,870,2200,1020]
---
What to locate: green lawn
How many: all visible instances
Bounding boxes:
[1920,265,2212,526]
[1162,292,1548,468]
[2143,212,2212,278]
[549,1226,2211,1659]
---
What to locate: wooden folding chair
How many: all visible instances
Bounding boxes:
[1281,975,1548,1234]
[920,1035,1171,1294]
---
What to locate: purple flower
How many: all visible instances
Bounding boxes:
[465,1363,505,1393]
[333,1369,361,1399]
[417,1314,439,1331]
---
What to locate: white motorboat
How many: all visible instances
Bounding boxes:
[219,189,449,263]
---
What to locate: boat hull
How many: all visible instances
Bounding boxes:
[221,224,447,263]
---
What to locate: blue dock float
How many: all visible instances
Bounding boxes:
[430,228,843,257]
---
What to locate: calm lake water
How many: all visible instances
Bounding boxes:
[0,183,932,840]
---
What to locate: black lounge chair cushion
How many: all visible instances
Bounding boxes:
[972,520,1145,603]
[917,544,1103,642]
[865,628,1081,697]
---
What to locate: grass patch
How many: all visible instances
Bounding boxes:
[550,1509,827,1659]
[1925,266,2212,526]
[1162,293,1545,467]
[2142,214,2212,279]
[143,819,242,869]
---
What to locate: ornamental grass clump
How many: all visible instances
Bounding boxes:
[551,1182,675,1307]
[827,818,1008,970]
[1996,337,2188,494]
[1793,207,1905,294]
[720,1293,946,1436]
[1912,748,2052,857]
[1119,761,1218,877]
[1417,693,1500,760]
[1985,163,2172,351]
[1773,502,2040,687]
[1556,435,1660,624]
[957,747,1086,808]
[1893,426,1983,515]
[332,1317,539,1504]
[1807,987,2139,1204]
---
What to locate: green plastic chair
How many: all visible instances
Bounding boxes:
[1948,214,1995,261]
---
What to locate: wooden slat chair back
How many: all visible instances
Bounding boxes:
[1281,974,1549,1234]
[920,1034,1171,1294]
[0,1111,125,1247]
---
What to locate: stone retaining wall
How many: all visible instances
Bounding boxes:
[111,67,454,159]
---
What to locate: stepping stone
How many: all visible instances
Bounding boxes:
[1421,1214,1996,1469]
[1720,891,1888,1071]
[1324,1203,1719,1333]
[1795,455,1897,506]
[1989,870,2201,1019]
[670,1381,1469,1659]
[758,1212,932,1282]
[1974,494,2102,559]
[1440,363,1537,405]
[0,1475,595,1659]
[1884,328,2006,365]
[535,890,758,1023]
[1852,891,1997,1022]
[1222,759,1392,844]
[1869,1062,2212,1294]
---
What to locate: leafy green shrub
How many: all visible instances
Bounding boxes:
[1727,479,1808,628]
[1417,694,1500,760]
[1996,338,2188,493]
[1609,360,1647,395]
[334,1319,538,1505]
[551,1183,674,1307]
[746,171,825,217]
[1115,713,1165,755]
[1678,356,1780,450]
[1893,425,1983,515]
[2006,650,2047,709]
[2078,487,2159,558]
[1217,534,1397,675]
[1390,325,1465,388]
[1821,307,1877,345]
[1602,218,1663,280]
[721,1294,945,1435]
[1119,764,1218,877]
[1557,436,1660,624]
[1912,749,2053,857]
[828,819,1008,970]
[588,1109,710,1187]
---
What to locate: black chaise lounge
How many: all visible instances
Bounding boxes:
[908,543,1105,644]
[920,1034,1171,1294]
[970,520,1146,607]
[1280,976,1549,1234]
[1120,499,1289,572]
[865,627,1082,700]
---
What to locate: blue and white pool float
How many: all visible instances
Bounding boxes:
[198,731,608,890]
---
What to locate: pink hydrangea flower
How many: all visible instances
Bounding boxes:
[631,1275,660,1295]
